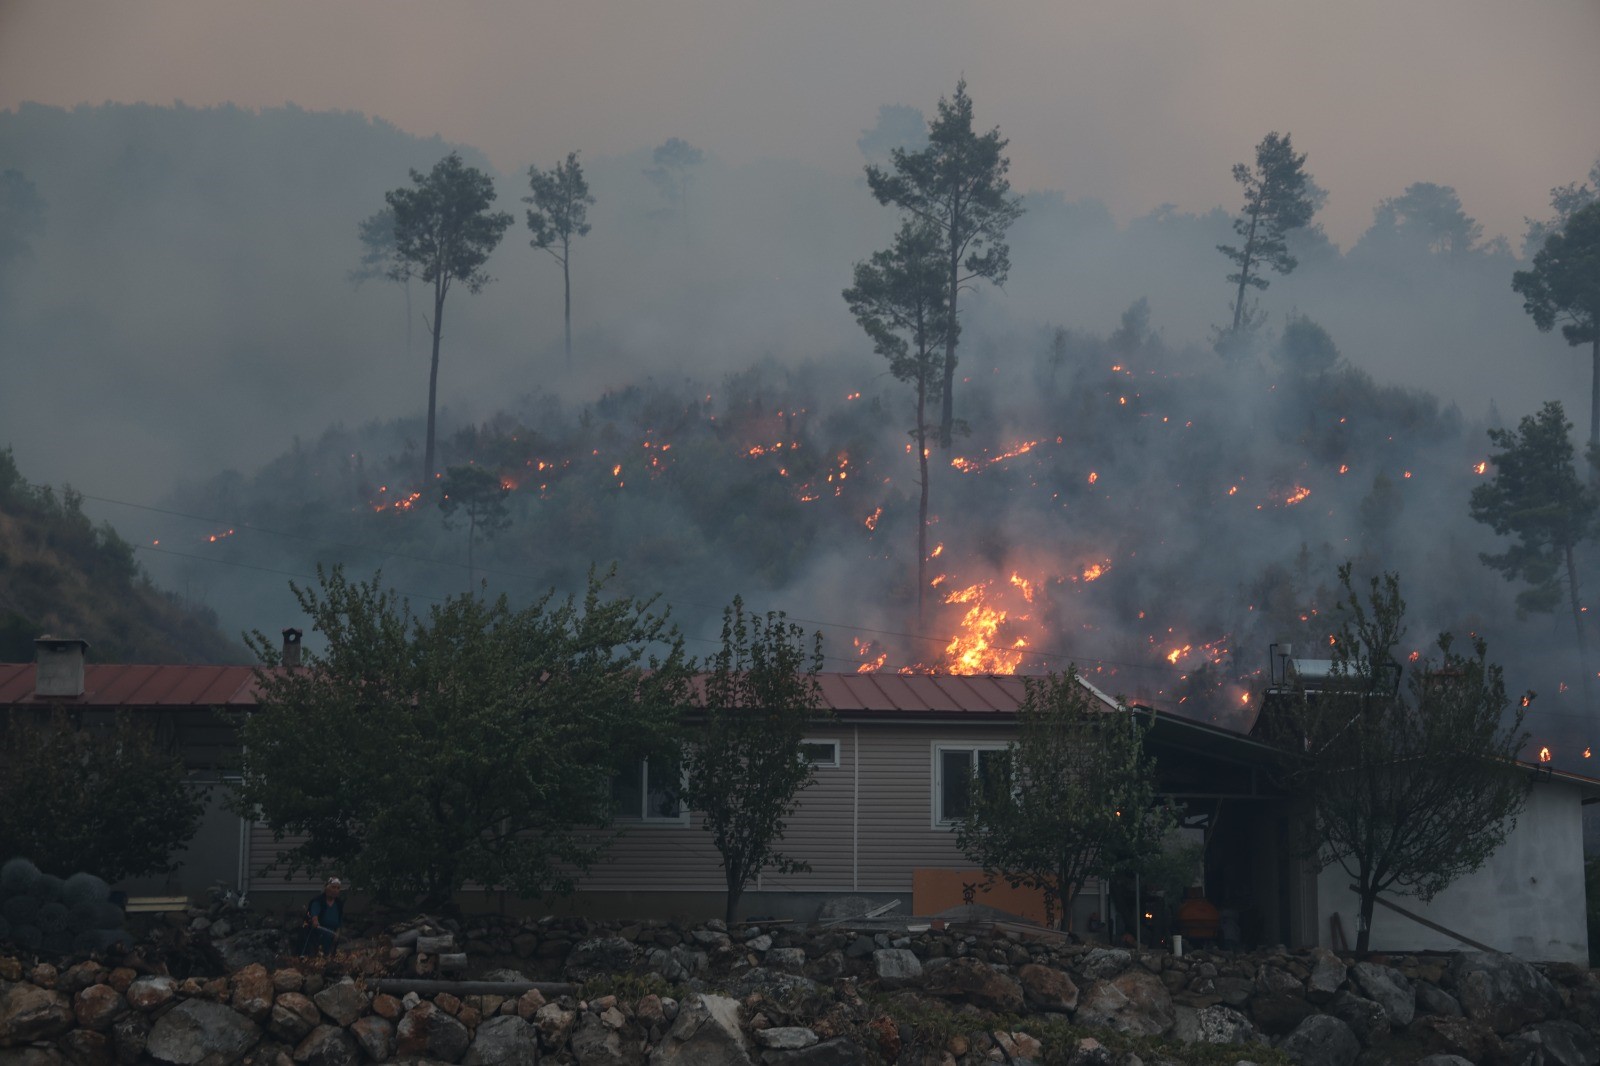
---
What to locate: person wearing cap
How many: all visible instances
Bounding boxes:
[301,877,345,956]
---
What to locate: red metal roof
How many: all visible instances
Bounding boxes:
[0,663,260,707]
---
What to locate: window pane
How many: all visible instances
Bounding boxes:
[800,741,838,767]
[940,748,974,821]
[612,762,643,818]
[645,758,681,819]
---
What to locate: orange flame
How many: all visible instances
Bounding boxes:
[864,507,882,531]
[1285,486,1311,506]
[852,638,888,674]
[1081,561,1108,582]
[950,440,1039,473]
[940,581,1029,675]
[1539,746,1552,763]
[1087,471,1099,484]
[1008,572,1035,603]
[1473,461,1487,475]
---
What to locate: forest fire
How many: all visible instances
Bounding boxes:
[949,440,1040,473]
[1079,561,1108,581]
[1284,485,1311,505]
[206,528,236,543]
[853,637,888,674]
[938,579,1033,675]
[864,507,882,531]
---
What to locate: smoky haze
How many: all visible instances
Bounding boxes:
[1,4,1598,767]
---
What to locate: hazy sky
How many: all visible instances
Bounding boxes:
[3,0,1597,247]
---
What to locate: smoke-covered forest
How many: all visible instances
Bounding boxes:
[1,99,1597,769]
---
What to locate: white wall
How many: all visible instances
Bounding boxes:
[1316,780,1590,963]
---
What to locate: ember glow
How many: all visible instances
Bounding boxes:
[206,528,236,543]
[1539,746,1552,763]
[1473,461,1488,475]
[1079,561,1109,582]
[939,580,1030,675]
[1284,486,1311,506]
[864,506,882,531]
[852,637,887,674]
[949,440,1039,473]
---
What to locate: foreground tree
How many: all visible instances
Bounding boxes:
[681,598,825,924]
[1513,203,1600,448]
[1264,565,1530,954]
[0,708,205,881]
[1523,155,1599,257]
[384,153,514,484]
[1216,132,1316,343]
[1469,401,1596,678]
[438,464,512,588]
[954,669,1171,931]
[843,220,950,615]
[867,79,1023,446]
[525,152,595,363]
[238,566,690,909]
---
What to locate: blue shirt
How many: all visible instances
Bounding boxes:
[308,895,343,931]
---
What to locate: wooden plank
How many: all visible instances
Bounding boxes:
[1349,885,1495,954]
[125,896,189,913]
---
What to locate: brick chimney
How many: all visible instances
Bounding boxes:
[34,637,89,698]
[282,628,303,668]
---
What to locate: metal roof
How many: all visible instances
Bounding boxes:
[0,663,260,707]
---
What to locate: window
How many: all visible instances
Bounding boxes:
[800,739,840,769]
[933,743,1009,826]
[612,758,687,824]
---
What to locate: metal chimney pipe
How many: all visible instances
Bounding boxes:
[282,628,303,668]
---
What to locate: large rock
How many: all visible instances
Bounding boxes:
[648,993,751,1066]
[1248,993,1317,1036]
[1411,1014,1505,1064]
[110,1013,150,1063]
[1447,951,1562,1034]
[1018,963,1079,1013]
[922,958,1024,1014]
[1305,948,1347,1004]
[1415,982,1462,1017]
[269,994,322,1043]
[311,979,366,1028]
[1521,1020,1600,1066]
[1256,964,1304,997]
[762,1037,863,1065]
[1277,1014,1360,1066]
[1170,1004,1255,1045]
[463,1015,540,1065]
[870,949,922,990]
[59,1027,112,1066]
[645,946,707,983]
[292,1024,359,1066]
[0,985,75,1044]
[213,930,281,973]
[73,984,126,1031]
[395,1001,470,1063]
[349,1015,393,1062]
[145,999,261,1065]
[1078,948,1132,980]
[228,964,274,1023]
[564,937,637,981]
[1328,992,1388,1048]
[1075,970,1174,1037]
[533,1002,576,1050]
[1349,961,1413,1027]
[754,1028,817,1050]
[125,977,178,1013]
[570,1012,644,1066]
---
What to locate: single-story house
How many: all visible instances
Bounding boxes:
[1,637,1592,962]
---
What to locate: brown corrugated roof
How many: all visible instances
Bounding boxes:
[0,663,260,707]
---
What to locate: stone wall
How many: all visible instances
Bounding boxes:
[3,912,1600,1065]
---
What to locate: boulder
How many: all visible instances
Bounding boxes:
[395,1001,471,1063]
[570,1012,644,1066]
[1075,970,1174,1037]
[124,977,178,1013]
[533,1002,576,1050]
[1256,964,1304,997]
[1521,1020,1600,1066]
[229,964,275,1023]
[1349,961,1413,1027]
[59,1027,112,1066]
[565,937,637,981]
[871,949,922,990]
[1277,1014,1360,1066]
[1410,1014,1505,1064]
[1247,993,1317,1036]
[349,1015,393,1062]
[213,930,281,972]
[761,1039,863,1066]
[145,999,261,1065]
[922,958,1025,1014]
[1328,992,1388,1047]
[1018,963,1079,1013]
[292,1024,359,1066]
[1416,1058,1476,1066]
[462,1015,539,1065]
[1078,948,1132,980]
[1415,981,1462,1017]
[312,979,366,1028]
[73,984,126,1031]
[648,993,751,1066]
[0,985,74,1044]
[1447,951,1562,1034]
[645,946,707,983]
[1304,948,1347,1003]
[110,1013,150,1063]
[754,1028,818,1050]
[269,994,322,1043]
[1170,1004,1255,1045]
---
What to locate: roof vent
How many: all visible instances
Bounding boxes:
[34,637,89,699]
[282,628,303,668]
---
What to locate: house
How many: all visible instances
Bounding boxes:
[1,638,1591,961]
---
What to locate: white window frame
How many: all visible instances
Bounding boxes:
[799,738,841,769]
[613,757,690,827]
[931,741,1011,829]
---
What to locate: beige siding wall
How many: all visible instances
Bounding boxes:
[244,720,1021,897]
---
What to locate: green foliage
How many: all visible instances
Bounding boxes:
[682,598,826,923]
[237,565,691,909]
[1469,401,1596,622]
[1373,182,1484,257]
[1274,314,1341,377]
[1217,131,1317,336]
[0,708,207,881]
[1266,565,1531,954]
[866,78,1024,445]
[1514,203,1600,441]
[954,669,1172,930]
[438,464,513,585]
